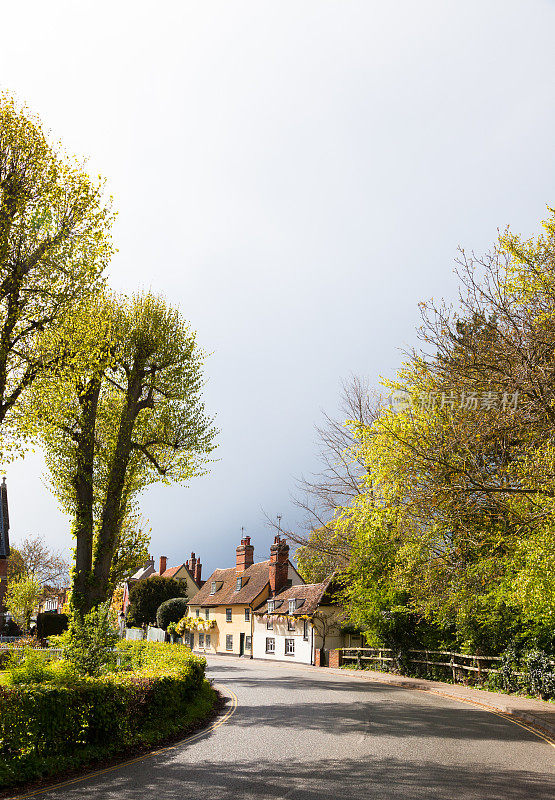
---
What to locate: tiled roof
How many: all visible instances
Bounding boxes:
[152,564,200,586]
[188,560,276,606]
[254,577,334,616]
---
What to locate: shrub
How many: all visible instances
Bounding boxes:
[0,643,211,789]
[59,604,119,677]
[127,577,188,627]
[156,597,190,630]
[36,613,69,639]
[524,649,555,699]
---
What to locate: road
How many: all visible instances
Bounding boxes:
[16,655,555,800]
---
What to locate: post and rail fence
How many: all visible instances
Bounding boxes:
[336,647,555,682]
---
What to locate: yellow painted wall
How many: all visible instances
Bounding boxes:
[188,585,270,655]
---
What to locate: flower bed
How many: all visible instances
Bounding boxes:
[0,642,215,789]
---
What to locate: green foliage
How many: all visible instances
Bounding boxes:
[127,577,188,628]
[58,604,118,677]
[4,575,42,632]
[156,597,190,631]
[0,92,114,456]
[0,643,211,790]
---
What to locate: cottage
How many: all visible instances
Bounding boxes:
[122,553,203,615]
[252,576,344,665]
[185,534,303,656]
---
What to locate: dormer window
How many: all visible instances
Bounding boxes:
[210,581,217,595]
[267,600,275,613]
[236,576,242,591]
[289,599,297,614]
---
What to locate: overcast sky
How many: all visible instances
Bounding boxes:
[1,1,554,578]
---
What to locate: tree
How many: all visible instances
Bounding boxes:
[126,577,188,628]
[4,575,42,631]
[0,93,113,453]
[8,534,68,587]
[37,291,217,613]
[156,597,189,630]
[279,376,382,578]
[108,512,150,590]
[60,603,118,676]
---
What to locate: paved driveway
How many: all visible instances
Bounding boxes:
[15,655,555,800]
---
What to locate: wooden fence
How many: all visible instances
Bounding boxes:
[340,647,504,681]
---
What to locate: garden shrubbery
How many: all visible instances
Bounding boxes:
[0,641,213,789]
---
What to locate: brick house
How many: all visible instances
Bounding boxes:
[0,477,10,622]
[122,553,203,615]
[185,535,303,656]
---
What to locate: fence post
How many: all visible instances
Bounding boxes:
[450,653,456,682]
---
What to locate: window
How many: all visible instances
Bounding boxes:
[205,608,210,620]
[210,581,217,595]
[244,608,250,622]
[205,634,211,648]
[195,608,200,618]
[266,637,275,653]
[285,638,295,656]
[245,635,252,651]
[236,576,242,591]
[267,618,273,630]
[289,599,297,614]
[303,619,309,641]
[226,634,233,651]
[287,617,295,631]
[267,600,275,613]
[199,632,204,647]
[226,608,232,622]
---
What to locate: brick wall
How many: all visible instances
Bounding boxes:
[329,649,343,668]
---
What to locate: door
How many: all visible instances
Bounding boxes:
[239,632,245,656]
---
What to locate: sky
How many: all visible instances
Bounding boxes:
[1,1,555,578]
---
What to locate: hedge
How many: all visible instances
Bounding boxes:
[36,612,69,639]
[0,643,212,789]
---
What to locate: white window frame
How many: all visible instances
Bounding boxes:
[205,634,211,648]
[205,608,210,620]
[285,638,295,656]
[210,581,217,595]
[198,632,204,647]
[236,576,242,591]
[267,600,275,612]
[289,599,297,614]
[266,637,275,653]
[303,619,309,641]
[245,635,252,651]
[244,608,250,622]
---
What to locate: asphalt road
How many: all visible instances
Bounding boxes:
[18,655,555,800]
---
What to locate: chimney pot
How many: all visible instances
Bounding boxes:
[236,536,254,574]
[159,555,167,575]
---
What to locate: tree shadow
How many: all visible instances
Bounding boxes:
[61,754,555,800]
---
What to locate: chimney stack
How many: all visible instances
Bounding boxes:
[194,559,202,585]
[236,536,254,574]
[159,555,167,575]
[269,535,289,595]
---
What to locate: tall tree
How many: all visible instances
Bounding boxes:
[7,534,68,587]
[0,93,113,452]
[38,292,217,613]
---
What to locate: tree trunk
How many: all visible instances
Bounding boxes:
[71,377,101,615]
[87,359,145,609]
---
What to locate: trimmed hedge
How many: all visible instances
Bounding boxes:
[0,643,211,789]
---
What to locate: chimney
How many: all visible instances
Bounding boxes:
[186,551,197,576]
[236,536,254,574]
[269,535,289,595]
[194,559,202,585]
[159,555,167,575]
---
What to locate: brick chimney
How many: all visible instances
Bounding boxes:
[236,536,254,574]
[194,559,202,585]
[186,552,197,576]
[269,535,289,595]
[159,555,167,575]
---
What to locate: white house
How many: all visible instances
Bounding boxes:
[252,577,344,665]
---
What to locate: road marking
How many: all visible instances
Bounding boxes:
[5,684,238,800]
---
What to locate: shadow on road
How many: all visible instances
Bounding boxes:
[67,754,555,800]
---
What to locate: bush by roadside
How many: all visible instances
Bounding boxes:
[0,642,214,789]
